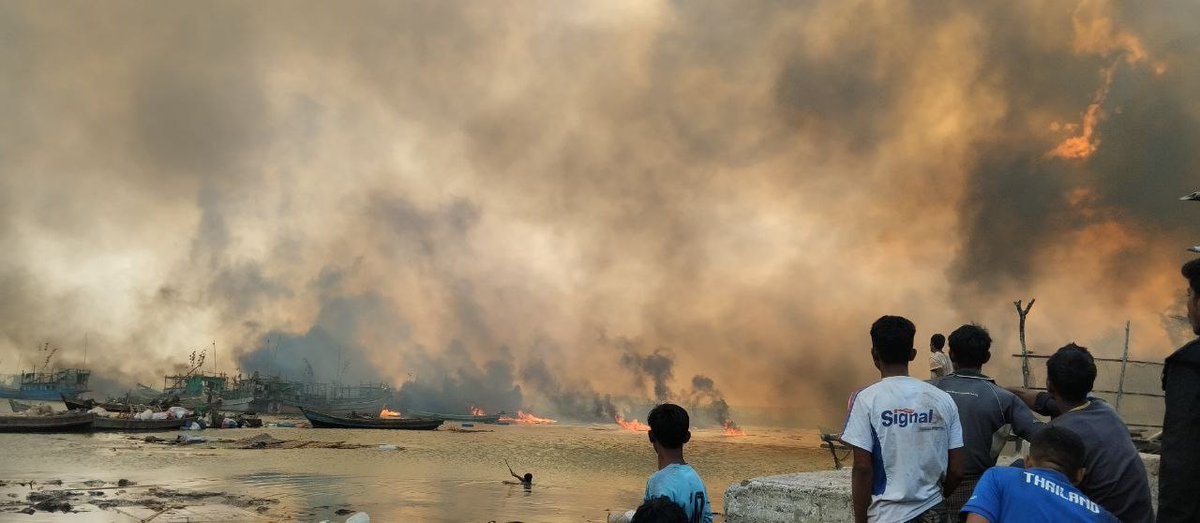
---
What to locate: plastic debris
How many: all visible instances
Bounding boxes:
[345,512,370,523]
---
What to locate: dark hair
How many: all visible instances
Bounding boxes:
[1030,425,1087,478]
[523,473,533,483]
[870,315,916,364]
[947,324,992,369]
[930,334,946,350]
[1046,343,1096,402]
[631,496,688,523]
[647,403,690,449]
[1183,258,1200,295]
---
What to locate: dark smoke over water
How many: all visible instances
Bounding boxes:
[0,1,1197,425]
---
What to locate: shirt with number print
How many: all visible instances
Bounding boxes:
[644,463,713,523]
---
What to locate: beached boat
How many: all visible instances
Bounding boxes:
[300,408,444,430]
[219,395,254,413]
[92,417,187,432]
[61,395,135,413]
[0,411,94,433]
[8,399,32,412]
[406,408,503,424]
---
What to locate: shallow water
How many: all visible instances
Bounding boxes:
[0,422,831,521]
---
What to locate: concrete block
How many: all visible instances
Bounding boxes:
[724,469,852,523]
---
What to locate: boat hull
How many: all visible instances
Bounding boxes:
[92,417,187,432]
[406,409,503,424]
[0,412,94,433]
[301,408,443,430]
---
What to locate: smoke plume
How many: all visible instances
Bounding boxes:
[1,1,1197,425]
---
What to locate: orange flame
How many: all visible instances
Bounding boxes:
[615,415,650,432]
[469,405,486,416]
[499,410,557,425]
[722,421,746,437]
[380,408,402,418]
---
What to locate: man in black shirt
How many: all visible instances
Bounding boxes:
[1159,258,1200,522]
[934,324,1044,520]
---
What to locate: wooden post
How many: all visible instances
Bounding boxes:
[1014,300,1036,389]
[1116,321,1131,413]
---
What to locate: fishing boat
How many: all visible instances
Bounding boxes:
[300,408,444,430]
[92,417,187,432]
[61,395,135,413]
[0,368,91,401]
[218,395,255,413]
[0,411,94,433]
[406,408,503,424]
[8,399,32,412]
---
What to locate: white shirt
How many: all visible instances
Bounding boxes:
[841,376,964,522]
[930,351,952,379]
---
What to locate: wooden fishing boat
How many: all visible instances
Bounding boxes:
[91,416,188,431]
[8,399,32,412]
[406,408,503,424]
[0,411,94,433]
[300,408,444,430]
[61,395,135,413]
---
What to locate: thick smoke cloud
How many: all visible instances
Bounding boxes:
[0,0,1197,425]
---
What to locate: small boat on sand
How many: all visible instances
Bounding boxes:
[301,408,444,430]
[406,408,503,424]
[61,395,135,413]
[8,399,32,412]
[0,411,94,433]
[92,417,188,432]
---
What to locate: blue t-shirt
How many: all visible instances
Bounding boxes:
[962,467,1118,522]
[644,464,713,523]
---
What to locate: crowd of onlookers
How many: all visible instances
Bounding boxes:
[625,258,1199,522]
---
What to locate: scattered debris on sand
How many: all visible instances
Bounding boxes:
[0,478,278,518]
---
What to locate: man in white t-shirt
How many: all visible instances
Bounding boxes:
[842,315,965,523]
[930,333,952,379]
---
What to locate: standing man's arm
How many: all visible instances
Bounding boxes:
[1005,393,1045,441]
[850,447,873,523]
[944,448,964,497]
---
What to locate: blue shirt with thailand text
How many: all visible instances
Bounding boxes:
[962,467,1119,522]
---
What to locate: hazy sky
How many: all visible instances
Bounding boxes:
[1,0,1196,425]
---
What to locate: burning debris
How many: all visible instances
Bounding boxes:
[498,410,557,425]
[614,415,650,432]
[380,408,402,418]
[469,406,486,416]
[688,375,746,436]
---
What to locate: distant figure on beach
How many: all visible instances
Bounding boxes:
[1010,344,1153,522]
[642,403,712,523]
[631,496,688,523]
[930,333,952,379]
[961,425,1117,522]
[1158,257,1200,522]
[840,315,964,523]
[933,324,1044,520]
[503,460,533,489]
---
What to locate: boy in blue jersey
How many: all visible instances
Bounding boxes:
[642,403,713,523]
[962,425,1117,522]
[841,315,965,523]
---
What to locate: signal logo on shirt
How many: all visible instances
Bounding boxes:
[880,408,936,427]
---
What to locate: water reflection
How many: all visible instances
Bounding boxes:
[0,424,830,521]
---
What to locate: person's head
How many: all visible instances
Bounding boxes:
[1025,425,1088,486]
[647,403,691,452]
[631,496,688,523]
[870,315,917,366]
[1183,258,1200,335]
[930,333,946,353]
[1045,343,1096,402]
[523,473,533,483]
[947,324,992,370]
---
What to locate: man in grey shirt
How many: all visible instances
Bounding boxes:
[1012,344,1154,523]
[933,324,1044,520]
